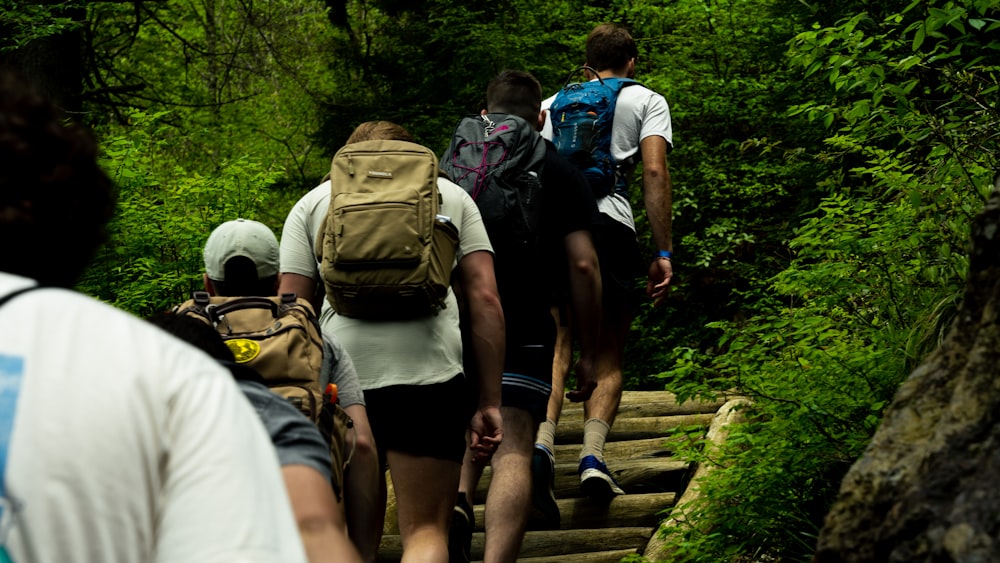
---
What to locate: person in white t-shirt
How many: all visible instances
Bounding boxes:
[279,121,505,562]
[534,22,675,504]
[0,68,305,562]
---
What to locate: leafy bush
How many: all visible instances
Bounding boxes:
[650,0,1000,560]
[78,111,291,317]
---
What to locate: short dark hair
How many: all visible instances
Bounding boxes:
[585,23,639,73]
[209,256,278,297]
[0,67,115,287]
[486,70,542,125]
[147,311,235,362]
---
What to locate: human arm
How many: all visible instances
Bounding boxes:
[456,249,505,461]
[562,230,601,402]
[282,465,362,563]
[280,272,322,315]
[641,134,673,306]
[278,187,327,313]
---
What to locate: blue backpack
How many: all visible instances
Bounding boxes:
[549,66,637,197]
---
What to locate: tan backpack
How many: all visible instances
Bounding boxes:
[315,139,460,319]
[175,292,325,421]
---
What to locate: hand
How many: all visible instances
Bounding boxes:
[566,355,597,403]
[468,405,503,462]
[647,258,673,306]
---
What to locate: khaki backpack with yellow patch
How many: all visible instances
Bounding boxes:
[175,291,325,421]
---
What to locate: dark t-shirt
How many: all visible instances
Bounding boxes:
[488,139,599,342]
[237,379,332,483]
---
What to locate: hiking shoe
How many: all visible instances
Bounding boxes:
[448,495,473,563]
[579,455,625,501]
[530,444,560,528]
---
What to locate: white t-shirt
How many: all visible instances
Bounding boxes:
[280,178,493,390]
[0,274,306,563]
[542,80,673,231]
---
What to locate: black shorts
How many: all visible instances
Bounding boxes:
[363,374,473,466]
[592,214,644,311]
[465,336,555,425]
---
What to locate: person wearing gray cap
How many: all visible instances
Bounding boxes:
[201,218,376,562]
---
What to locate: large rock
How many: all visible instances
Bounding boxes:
[814,187,1000,562]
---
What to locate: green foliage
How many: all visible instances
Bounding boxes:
[0,2,81,52]
[654,0,1000,559]
[77,111,287,317]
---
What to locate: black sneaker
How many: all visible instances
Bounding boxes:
[531,444,560,528]
[448,494,473,563]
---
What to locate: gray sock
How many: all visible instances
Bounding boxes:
[580,418,611,462]
[535,418,557,456]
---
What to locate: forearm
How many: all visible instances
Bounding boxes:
[640,135,673,254]
[457,250,506,410]
[643,163,673,254]
[468,292,505,409]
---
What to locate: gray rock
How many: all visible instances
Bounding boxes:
[814,188,1000,563]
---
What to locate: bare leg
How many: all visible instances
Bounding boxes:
[388,451,459,563]
[577,306,631,499]
[343,404,383,562]
[545,305,572,426]
[482,407,536,563]
[458,432,486,507]
[581,306,630,427]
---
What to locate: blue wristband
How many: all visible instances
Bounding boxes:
[656,249,673,259]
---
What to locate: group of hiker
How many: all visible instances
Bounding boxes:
[0,21,672,563]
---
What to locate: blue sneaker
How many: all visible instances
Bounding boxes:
[578,455,625,500]
[530,444,560,528]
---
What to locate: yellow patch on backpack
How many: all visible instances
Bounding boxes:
[226,338,261,363]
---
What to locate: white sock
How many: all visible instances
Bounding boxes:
[535,418,557,456]
[580,418,611,462]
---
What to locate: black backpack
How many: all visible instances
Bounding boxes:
[440,113,546,249]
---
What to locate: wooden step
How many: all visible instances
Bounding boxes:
[558,391,728,418]
[472,457,690,503]
[376,527,655,562]
[555,435,693,462]
[467,491,678,531]
[554,413,715,443]
[504,548,639,563]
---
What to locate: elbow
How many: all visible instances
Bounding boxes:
[469,285,503,315]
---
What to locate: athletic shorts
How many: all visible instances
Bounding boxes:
[593,214,645,311]
[500,313,556,424]
[363,374,472,466]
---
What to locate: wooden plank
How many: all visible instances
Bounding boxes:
[556,435,697,462]
[516,527,655,559]
[559,391,728,418]
[466,491,677,532]
[474,457,689,502]
[506,548,638,563]
[555,413,715,443]
[379,527,656,561]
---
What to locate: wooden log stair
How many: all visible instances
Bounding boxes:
[376,391,732,562]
